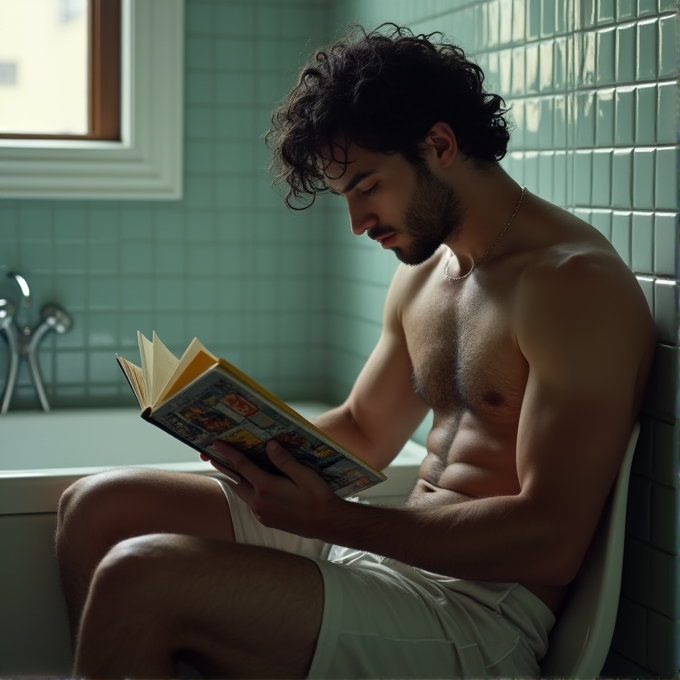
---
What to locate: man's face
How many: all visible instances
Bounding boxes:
[324,144,464,266]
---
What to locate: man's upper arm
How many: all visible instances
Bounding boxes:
[337,265,430,470]
[513,253,655,581]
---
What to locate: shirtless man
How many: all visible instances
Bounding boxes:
[56,25,656,679]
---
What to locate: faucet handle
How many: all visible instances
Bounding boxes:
[41,304,72,333]
[0,298,15,330]
[7,271,31,310]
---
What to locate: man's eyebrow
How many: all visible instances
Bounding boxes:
[327,170,378,196]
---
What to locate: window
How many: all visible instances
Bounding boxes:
[0,0,183,201]
[0,0,120,141]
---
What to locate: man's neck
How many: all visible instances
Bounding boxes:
[443,166,524,274]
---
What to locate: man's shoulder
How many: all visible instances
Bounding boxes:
[518,237,638,303]
[515,234,655,358]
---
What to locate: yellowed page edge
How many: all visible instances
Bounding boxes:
[151,331,180,407]
[156,352,218,405]
[155,337,218,406]
[117,356,149,409]
[137,331,153,398]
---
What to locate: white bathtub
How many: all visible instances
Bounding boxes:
[0,404,423,674]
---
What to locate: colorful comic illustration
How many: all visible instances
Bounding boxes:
[248,409,276,429]
[221,392,259,417]
[178,404,237,435]
[150,365,384,496]
[157,413,206,445]
[219,426,264,451]
[213,401,245,423]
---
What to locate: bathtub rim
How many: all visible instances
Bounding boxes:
[0,404,424,515]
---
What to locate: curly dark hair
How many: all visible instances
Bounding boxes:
[267,23,511,209]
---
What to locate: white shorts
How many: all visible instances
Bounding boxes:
[214,478,555,679]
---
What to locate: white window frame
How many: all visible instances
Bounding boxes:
[0,0,184,200]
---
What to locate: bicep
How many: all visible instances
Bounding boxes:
[323,269,429,470]
[344,325,430,468]
[514,259,653,574]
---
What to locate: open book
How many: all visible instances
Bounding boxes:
[116,332,385,497]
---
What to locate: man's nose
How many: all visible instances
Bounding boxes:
[347,202,377,236]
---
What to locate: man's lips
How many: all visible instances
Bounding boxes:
[377,233,397,248]
[369,231,397,248]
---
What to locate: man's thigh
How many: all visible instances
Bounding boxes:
[59,468,235,545]
[79,534,324,679]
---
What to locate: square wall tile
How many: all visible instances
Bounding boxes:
[612,211,632,265]
[651,487,678,556]
[633,150,656,211]
[632,212,654,273]
[615,87,636,146]
[627,476,652,542]
[637,19,659,82]
[577,92,596,147]
[657,82,676,145]
[539,40,554,91]
[596,27,616,85]
[651,344,679,418]
[652,420,679,488]
[653,279,679,345]
[655,148,677,210]
[653,214,677,277]
[541,0,555,37]
[574,151,593,205]
[592,151,612,207]
[595,89,615,146]
[616,23,636,83]
[612,151,633,210]
[636,84,657,146]
[659,14,677,79]
[598,0,616,23]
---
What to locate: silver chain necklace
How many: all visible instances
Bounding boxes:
[444,186,527,282]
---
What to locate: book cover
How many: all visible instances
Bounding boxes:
[117,333,386,498]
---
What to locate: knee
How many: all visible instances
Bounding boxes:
[88,534,177,612]
[56,469,144,553]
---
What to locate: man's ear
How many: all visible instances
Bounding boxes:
[423,122,458,168]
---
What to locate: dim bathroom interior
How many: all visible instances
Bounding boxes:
[0,0,678,676]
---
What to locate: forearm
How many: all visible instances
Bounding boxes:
[316,493,577,587]
[312,405,392,470]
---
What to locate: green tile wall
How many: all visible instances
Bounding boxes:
[326,0,678,676]
[0,0,678,674]
[0,0,330,409]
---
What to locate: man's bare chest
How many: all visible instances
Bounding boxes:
[404,283,528,420]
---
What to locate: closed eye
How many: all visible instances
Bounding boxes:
[362,183,378,196]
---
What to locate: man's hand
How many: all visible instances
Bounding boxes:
[201,440,342,537]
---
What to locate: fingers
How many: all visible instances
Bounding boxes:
[211,440,274,487]
[265,440,319,487]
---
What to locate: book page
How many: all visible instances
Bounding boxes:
[151,331,180,406]
[116,356,148,409]
[155,337,218,406]
[150,366,386,497]
[137,332,154,397]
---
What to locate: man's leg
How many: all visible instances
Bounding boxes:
[55,468,234,642]
[73,533,324,679]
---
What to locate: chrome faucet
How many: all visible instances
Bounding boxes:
[0,271,73,413]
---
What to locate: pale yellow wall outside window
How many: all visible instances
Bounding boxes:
[0,0,88,135]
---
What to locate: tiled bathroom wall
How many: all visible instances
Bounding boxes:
[0,0,329,410]
[1,0,678,674]
[326,0,678,676]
